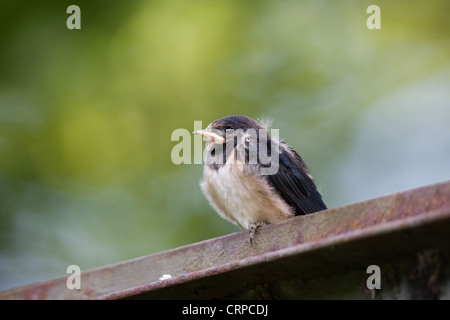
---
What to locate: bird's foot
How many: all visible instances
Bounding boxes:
[249,222,267,246]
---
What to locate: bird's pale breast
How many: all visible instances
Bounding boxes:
[200,152,294,230]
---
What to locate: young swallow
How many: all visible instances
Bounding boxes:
[193,115,327,244]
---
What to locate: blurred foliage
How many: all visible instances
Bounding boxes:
[1,0,450,290]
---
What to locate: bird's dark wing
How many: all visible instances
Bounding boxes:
[263,141,327,215]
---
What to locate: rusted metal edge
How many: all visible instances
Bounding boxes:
[1,180,449,299]
[95,206,450,299]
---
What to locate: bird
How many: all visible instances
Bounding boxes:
[193,115,327,244]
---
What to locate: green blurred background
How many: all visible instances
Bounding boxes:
[1,0,450,291]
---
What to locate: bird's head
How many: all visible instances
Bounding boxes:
[193,115,263,148]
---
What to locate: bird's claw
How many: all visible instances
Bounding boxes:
[249,222,266,246]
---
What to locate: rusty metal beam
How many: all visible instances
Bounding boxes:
[1,180,450,299]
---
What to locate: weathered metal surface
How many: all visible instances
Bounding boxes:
[1,180,449,299]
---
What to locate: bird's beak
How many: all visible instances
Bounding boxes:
[193,129,225,143]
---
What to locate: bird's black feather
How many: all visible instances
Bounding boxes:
[264,141,327,215]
